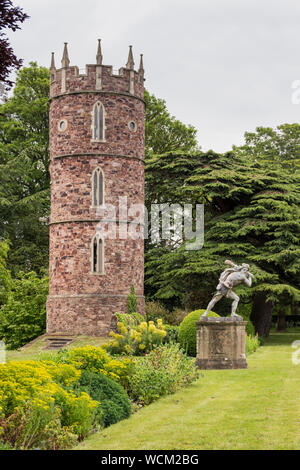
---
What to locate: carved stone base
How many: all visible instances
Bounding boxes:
[195,317,248,369]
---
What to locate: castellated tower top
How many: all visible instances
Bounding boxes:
[49,40,145,100]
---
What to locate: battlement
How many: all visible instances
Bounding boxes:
[50,41,145,100]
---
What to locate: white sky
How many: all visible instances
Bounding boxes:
[5,0,300,151]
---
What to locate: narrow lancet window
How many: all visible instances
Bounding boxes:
[92,101,105,141]
[91,235,104,274]
[92,168,104,207]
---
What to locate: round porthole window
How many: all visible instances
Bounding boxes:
[128,120,137,132]
[58,119,68,132]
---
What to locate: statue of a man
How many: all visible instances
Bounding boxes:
[201,260,254,318]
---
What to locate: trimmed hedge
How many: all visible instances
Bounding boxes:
[178,309,220,356]
[78,370,132,428]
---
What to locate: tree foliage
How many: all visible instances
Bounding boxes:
[233,124,300,171]
[0,62,50,275]
[0,0,29,89]
[0,240,11,305]
[0,271,48,349]
[145,90,199,157]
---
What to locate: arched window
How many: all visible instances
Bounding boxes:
[92,101,105,141]
[91,234,104,274]
[91,168,104,207]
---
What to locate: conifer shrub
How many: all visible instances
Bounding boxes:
[77,370,132,428]
[126,285,138,315]
[178,309,220,356]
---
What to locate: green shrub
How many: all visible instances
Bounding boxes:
[145,301,188,326]
[0,440,14,450]
[126,285,138,315]
[0,402,77,450]
[245,319,255,336]
[0,272,48,349]
[245,334,259,355]
[163,325,179,343]
[128,343,198,405]
[235,303,256,335]
[77,370,131,428]
[145,301,169,323]
[168,307,189,326]
[55,389,100,441]
[178,309,220,356]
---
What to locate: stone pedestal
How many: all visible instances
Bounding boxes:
[195,317,248,369]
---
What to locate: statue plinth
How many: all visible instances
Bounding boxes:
[195,317,248,369]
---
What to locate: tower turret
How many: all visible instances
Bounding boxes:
[61,42,70,68]
[96,39,103,65]
[47,41,145,336]
[126,45,135,69]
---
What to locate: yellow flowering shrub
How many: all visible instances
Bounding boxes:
[0,360,100,447]
[105,318,167,356]
[61,345,134,388]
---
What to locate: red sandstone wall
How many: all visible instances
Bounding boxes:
[49,93,144,159]
[50,65,144,100]
[47,57,145,336]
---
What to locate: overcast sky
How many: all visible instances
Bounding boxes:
[5,0,300,151]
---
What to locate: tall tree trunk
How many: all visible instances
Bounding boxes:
[277,309,286,332]
[250,292,274,337]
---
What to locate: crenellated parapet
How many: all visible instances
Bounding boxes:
[49,40,145,101]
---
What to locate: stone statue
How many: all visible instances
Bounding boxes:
[201,260,254,319]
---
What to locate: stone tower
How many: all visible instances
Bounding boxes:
[46,41,145,336]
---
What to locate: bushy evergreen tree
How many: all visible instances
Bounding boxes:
[145,151,300,336]
[0,240,11,306]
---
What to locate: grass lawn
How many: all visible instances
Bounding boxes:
[76,332,300,450]
[5,334,107,362]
